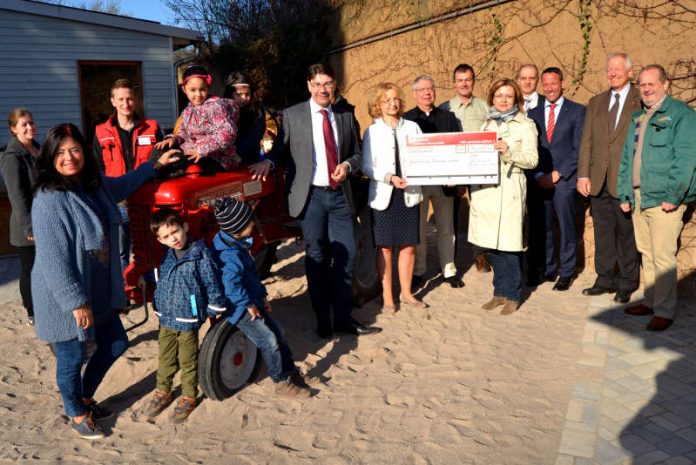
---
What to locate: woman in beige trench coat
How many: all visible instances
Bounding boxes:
[468,78,538,315]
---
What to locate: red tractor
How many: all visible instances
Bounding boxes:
[123,164,378,400]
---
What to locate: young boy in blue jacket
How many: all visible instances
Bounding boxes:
[212,197,312,398]
[142,208,227,422]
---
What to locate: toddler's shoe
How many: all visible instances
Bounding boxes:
[171,396,196,424]
[275,377,312,398]
[142,390,172,418]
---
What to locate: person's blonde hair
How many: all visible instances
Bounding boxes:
[367,82,405,119]
[487,78,525,110]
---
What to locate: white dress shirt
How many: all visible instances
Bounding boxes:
[544,95,565,128]
[524,91,540,113]
[534,96,565,179]
[609,83,631,129]
[309,98,340,187]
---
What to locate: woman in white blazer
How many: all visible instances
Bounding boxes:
[362,83,425,312]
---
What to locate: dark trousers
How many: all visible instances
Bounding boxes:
[15,245,35,317]
[527,182,577,278]
[590,187,639,292]
[544,185,577,278]
[486,249,522,301]
[526,182,546,278]
[118,207,130,271]
[300,187,356,331]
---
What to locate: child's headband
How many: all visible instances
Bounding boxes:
[183,73,213,85]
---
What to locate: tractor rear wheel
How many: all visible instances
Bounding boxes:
[198,320,260,401]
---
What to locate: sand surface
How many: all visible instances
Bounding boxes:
[0,236,592,465]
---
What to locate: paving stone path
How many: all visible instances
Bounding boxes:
[557,291,696,465]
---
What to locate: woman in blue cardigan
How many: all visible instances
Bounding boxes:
[31,123,176,439]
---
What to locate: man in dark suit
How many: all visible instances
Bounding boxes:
[280,63,380,339]
[577,53,641,303]
[528,67,586,291]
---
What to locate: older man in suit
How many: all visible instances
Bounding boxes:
[528,67,586,291]
[280,63,381,339]
[577,53,641,303]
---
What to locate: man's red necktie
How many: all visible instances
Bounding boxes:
[320,109,339,189]
[546,103,557,143]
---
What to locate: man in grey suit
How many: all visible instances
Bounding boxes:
[577,52,641,303]
[280,63,381,339]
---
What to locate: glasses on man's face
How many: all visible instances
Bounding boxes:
[310,81,336,90]
[415,87,434,93]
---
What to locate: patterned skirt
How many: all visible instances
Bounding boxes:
[371,188,420,247]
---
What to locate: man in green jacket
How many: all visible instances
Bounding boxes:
[617,64,696,331]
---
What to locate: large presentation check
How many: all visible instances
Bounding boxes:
[403,131,499,185]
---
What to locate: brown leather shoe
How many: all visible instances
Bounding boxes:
[647,316,673,331]
[482,296,505,310]
[474,254,492,273]
[142,390,172,418]
[171,396,196,424]
[500,300,520,315]
[624,304,653,316]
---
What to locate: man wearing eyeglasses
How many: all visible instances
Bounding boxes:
[278,63,381,339]
[404,75,463,289]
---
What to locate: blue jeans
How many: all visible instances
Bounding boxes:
[235,310,296,382]
[54,314,128,417]
[119,206,131,271]
[486,249,522,302]
[300,187,356,330]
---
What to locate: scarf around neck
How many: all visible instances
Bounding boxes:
[488,105,519,125]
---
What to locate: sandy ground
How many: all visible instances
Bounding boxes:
[0,232,593,465]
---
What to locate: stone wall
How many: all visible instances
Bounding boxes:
[328,0,696,293]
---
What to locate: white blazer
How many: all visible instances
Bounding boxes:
[361,118,423,211]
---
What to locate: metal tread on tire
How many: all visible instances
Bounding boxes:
[198,320,261,401]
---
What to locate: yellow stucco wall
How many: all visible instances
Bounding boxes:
[329,0,696,292]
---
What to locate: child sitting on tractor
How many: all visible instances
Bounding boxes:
[211,197,314,398]
[155,64,240,172]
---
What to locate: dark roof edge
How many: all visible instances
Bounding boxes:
[2,0,200,41]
